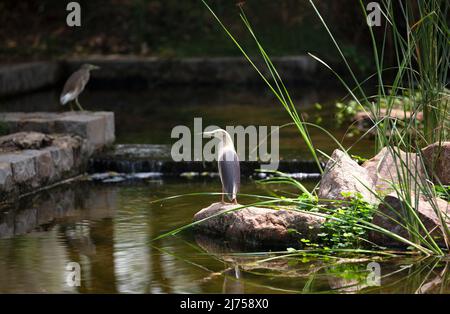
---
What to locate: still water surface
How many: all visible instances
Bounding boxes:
[0,86,447,293]
[0,180,448,293]
[1,85,375,159]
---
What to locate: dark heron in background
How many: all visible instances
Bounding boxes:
[60,64,100,111]
[203,129,240,204]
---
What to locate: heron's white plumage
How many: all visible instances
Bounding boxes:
[218,146,239,200]
[60,93,75,105]
[203,129,240,202]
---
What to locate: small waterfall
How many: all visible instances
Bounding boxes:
[88,144,323,179]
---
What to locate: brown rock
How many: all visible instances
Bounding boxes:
[370,192,449,247]
[318,149,377,204]
[193,202,325,249]
[362,147,425,193]
[421,142,450,185]
[354,108,423,123]
[353,109,423,136]
[0,132,51,151]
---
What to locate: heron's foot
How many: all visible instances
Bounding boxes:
[75,98,84,111]
[232,199,238,205]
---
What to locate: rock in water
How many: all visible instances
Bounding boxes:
[362,147,426,194]
[193,202,325,249]
[318,149,377,204]
[422,142,450,185]
[370,192,449,247]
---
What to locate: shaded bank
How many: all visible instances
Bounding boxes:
[0,56,337,97]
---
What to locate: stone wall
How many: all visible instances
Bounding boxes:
[65,56,324,87]
[0,132,90,202]
[0,112,115,202]
[0,62,62,97]
[0,56,333,97]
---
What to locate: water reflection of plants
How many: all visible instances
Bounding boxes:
[154,236,449,293]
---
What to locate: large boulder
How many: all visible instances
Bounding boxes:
[370,192,449,247]
[421,142,450,185]
[193,202,325,249]
[362,147,426,194]
[318,149,377,204]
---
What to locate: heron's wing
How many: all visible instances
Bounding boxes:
[218,149,240,201]
[61,70,90,100]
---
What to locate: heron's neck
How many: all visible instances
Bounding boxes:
[219,133,235,152]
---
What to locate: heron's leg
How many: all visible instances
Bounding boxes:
[221,188,225,204]
[232,199,238,205]
[75,97,84,111]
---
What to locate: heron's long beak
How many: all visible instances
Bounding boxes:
[202,131,215,138]
[92,65,101,70]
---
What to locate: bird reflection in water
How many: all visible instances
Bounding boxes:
[222,264,244,294]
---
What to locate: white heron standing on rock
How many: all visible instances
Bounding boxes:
[60,64,100,111]
[203,129,240,204]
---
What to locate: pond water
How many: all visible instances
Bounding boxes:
[1,86,448,293]
[0,180,448,294]
[1,85,375,159]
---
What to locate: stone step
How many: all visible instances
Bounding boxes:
[0,133,90,202]
[0,111,115,150]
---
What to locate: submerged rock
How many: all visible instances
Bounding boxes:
[370,192,449,247]
[318,149,376,204]
[193,202,325,249]
[422,142,450,185]
[362,147,425,193]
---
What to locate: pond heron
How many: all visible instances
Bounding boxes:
[203,129,240,204]
[60,64,100,111]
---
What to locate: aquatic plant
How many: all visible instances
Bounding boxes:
[318,192,376,249]
[435,185,449,202]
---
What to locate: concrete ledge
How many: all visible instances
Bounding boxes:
[0,62,62,97]
[0,57,336,97]
[0,111,115,150]
[0,111,115,202]
[65,56,323,86]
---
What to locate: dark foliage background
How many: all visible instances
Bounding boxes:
[0,0,390,72]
